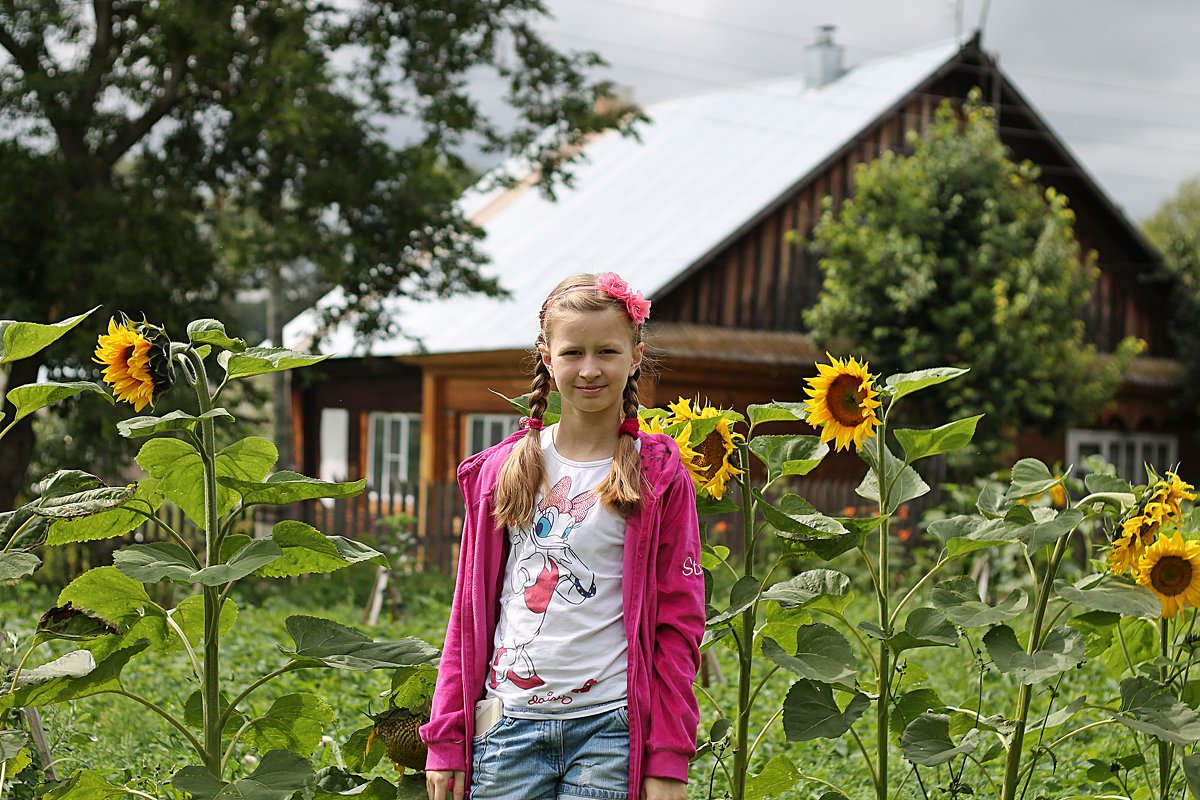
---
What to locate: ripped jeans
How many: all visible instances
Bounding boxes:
[469,707,630,800]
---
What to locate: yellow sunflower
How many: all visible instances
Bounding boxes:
[1152,471,1197,519]
[656,398,744,501]
[803,354,882,452]
[1135,530,1200,619]
[94,316,173,412]
[640,415,705,490]
[1106,503,1169,574]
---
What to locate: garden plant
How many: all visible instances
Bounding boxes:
[0,313,438,798]
[639,358,1199,800]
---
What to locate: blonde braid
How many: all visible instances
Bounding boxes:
[493,354,552,527]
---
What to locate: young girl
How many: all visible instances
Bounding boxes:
[422,273,705,800]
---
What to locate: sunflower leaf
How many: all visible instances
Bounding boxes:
[707,576,761,628]
[1116,676,1200,744]
[1012,508,1086,552]
[219,346,330,381]
[882,367,968,401]
[32,485,137,520]
[931,577,1028,627]
[983,624,1085,684]
[747,402,807,433]
[116,408,235,438]
[136,436,277,526]
[781,680,869,741]
[0,640,149,712]
[242,693,335,758]
[112,543,198,584]
[900,712,979,766]
[46,479,163,545]
[255,521,388,578]
[761,570,851,608]
[497,389,561,425]
[186,319,247,352]
[0,550,41,581]
[279,616,439,671]
[172,750,316,800]
[190,539,284,586]
[856,461,929,516]
[6,381,112,421]
[894,415,984,463]
[218,471,366,506]
[0,307,98,365]
[1053,574,1162,618]
[1006,458,1060,500]
[762,624,857,683]
[748,435,828,484]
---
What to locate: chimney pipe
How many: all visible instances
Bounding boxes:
[804,25,845,89]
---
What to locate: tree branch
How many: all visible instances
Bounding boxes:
[79,0,115,116]
[103,50,187,166]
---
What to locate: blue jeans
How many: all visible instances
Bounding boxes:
[470,707,630,800]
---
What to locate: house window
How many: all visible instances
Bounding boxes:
[367,413,421,497]
[1066,429,1178,483]
[466,414,522,456]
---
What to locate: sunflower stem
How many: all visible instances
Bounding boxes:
[872,416,891,800]
[732,448,755,800]
[1158,616,1172,800]
[183,348,223,776]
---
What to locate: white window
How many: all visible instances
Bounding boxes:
[466,414,522,456]
[319,408,349,482]
[367,412,421,497]
[1066,429,1178,483]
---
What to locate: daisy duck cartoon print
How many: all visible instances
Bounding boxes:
[489,475,599,690]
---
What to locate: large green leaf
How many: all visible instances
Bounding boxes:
[745,754,802,800]
[747,435,828,484]
[1006,458,1060,500]
[117,408,235,439]
[190,539,284,586]
[883,367,968,400]
[220,346,330,380]
[0,641,148,711]
[762,492,863,561]
[47,479,163,545]
[0,550,41,581]
[187,319,247,352]
[861,608,959,654]
[256,521,387,578]
[35,603,121,642]
[12,650,96,689]
[1183,753,1200,799]
[781,680,869,741]
[1116,677,1200,744]
[6,381,112,422]
[893,415,983,463]
[0,307,97,365]
[758,500,847,538]
[900,712,979,766]
[746,402,807,432]
[983,625,1085,684]
[762,624,856,684]
[1054,574,1162,618]
[314,777,403,800]
[856,463,930,516]
[1067,610,1120,658]
[32,485,137,520]
[707,576,760,628]
[280,616,439,671]
[112,542,197,584]
[761,570,850,609]
[136,436,277,526]
[243,693,335,757]
[56,567,169,656]
[931,577,1028,627]
[891,688,945,739]
[173,750,315,800]
[219,471,366,506]
[1012,508,1085,552]
[342,726,385,774]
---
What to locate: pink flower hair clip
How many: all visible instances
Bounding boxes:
[596,272,652,325]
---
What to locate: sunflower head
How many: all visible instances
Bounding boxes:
[1135,530,1200,619]
[94,314,175,412]
[804,354,882,452]
[1151,471,1197,519]
[1107,506,1168,575]
[646,398,744,501]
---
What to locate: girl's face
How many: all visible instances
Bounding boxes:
[540,306,643,420]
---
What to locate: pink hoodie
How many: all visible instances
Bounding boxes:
[420,429,705,796]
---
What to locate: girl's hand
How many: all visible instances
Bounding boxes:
[426,769,464,800]
[642,776,686,800]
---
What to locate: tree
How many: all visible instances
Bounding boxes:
[1142,176,1200,410]
[805,93,1140,465]
[0,0,631,503]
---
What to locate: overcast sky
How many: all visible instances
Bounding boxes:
[521,0,1200,223]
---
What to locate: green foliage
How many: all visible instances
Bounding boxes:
[1143,175,1200,408]
[806,92,1139,465]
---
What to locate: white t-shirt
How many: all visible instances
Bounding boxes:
[486,426,630,718]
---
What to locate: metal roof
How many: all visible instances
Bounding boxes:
[284,39,964,358]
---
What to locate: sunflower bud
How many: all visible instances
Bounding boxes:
[94,314,176,412]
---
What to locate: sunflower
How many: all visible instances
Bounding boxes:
[655,398,744,501]
[803,354,882,452]
[1135,531,1200,619]
[94,316,174,411]
[640,415,705,489]
[1107,503,1169,574]
[1152,471,1197,519]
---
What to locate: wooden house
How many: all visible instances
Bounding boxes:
[284,32,1192,570]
